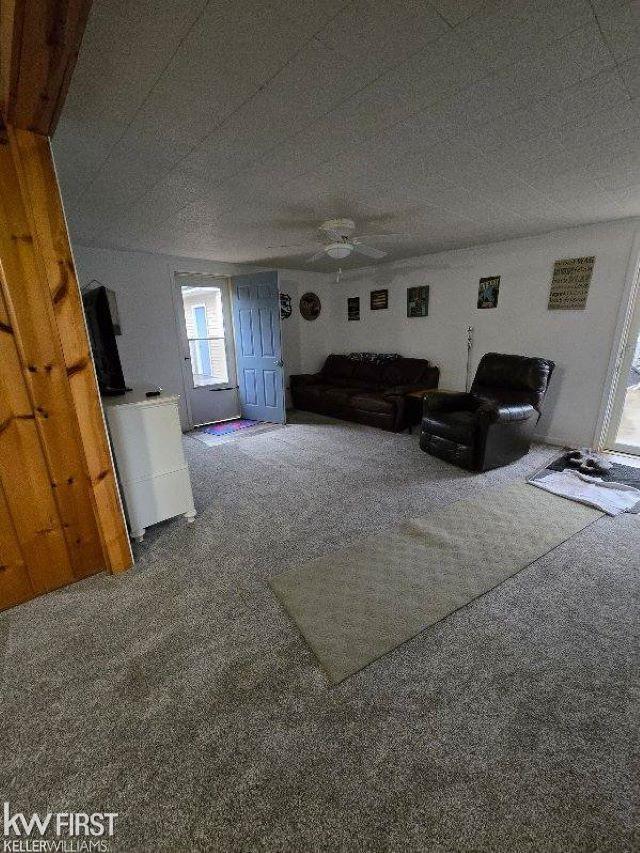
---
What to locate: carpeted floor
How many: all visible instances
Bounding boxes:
[271,484,601,683]
[1,412,638,852]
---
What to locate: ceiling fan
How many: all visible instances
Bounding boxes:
[267,218,405,262]
[308,218,401,262]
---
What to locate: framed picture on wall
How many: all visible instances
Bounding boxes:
[370,289,388,310]
[548,256,594,310]
[407,285,429,317]
[347,297,360,321]
[477,275,500,309]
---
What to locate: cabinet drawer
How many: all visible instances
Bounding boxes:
[107,399,186,482]
[121,467,195,531]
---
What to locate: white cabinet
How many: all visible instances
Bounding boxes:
[102,390,196,542]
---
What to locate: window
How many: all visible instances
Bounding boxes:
[179,284,230,387]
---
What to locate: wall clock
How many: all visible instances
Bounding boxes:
[299,292,321,321]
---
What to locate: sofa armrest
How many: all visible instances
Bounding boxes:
[423,365,439,390]
[423,391,475,414]
[383,384,422,397]
[383,369,440,399]
[290,373,322,389]
[477,402,536,424]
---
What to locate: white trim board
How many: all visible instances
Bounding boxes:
[595,227,640,450]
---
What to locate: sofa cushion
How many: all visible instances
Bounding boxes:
[381,357,430,387]
[422,410,477,444]
[350,360,385,388]
[321,355,355,384]
[294,382,331,402]
[349,391,395,414]
[322,387,361,407]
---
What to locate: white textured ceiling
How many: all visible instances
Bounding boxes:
[54,0,640,270]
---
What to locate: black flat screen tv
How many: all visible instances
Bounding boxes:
[82,286,128,396]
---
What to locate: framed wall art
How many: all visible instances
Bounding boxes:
[407,285,429,317]
[370,289,388,310]
[477,276,500,309]
[347,297,360,321]
[548,256,595,310]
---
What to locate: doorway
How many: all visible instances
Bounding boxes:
[174,271,286,430]
[175,275,239,427]
[613,332,640,453]
[602,254,640,455]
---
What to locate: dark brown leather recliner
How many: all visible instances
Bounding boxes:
[420,352,555,471]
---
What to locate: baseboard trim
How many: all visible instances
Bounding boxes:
[535,433,574,448]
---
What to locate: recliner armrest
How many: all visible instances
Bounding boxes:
[477,402,536,423]
[290,373,322,388]
[423,392,475,414]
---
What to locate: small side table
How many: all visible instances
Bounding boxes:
[405,388,452,432]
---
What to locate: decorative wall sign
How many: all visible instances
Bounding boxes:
[370,289,388,310]
[347,297,360,321]
[279,292,292,319]
[407,285,429,317]
[548,256,595,310]
[299,291,321,321]
[477,275,500,309]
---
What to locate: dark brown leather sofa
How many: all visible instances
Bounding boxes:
[420,352,555,471]
[291,354,439,431]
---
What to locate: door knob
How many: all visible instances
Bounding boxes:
[275,359,284,367]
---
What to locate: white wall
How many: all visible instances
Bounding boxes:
[307,220,640,447]
[75,217,640,446]
[278,270,338,378]
[73,244,330,427]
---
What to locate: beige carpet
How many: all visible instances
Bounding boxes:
[270,483,602,683]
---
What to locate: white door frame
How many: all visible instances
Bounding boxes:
[171,272,237,430]
[595,227,640,452]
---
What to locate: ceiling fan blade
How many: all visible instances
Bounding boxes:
[321,228,344,241]
[354,244,387,259]
[307,249,327,262]
[352,233,405,244]
[266,242,314,250]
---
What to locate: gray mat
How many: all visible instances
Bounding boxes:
[270,483,601,683]
[529,451,640,512]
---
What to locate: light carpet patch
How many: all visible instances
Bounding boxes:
[270,483,601,683]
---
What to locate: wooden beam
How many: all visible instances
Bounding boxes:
[0,0,132,610]
[0,273,75,602]
[10,126,132,573]
[0,126,131,611]
[0,129,105,579]
[1,0,92,135]
[0,478,34,609]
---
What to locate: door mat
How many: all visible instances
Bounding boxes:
[269,483,602,684]
[192,419,283,446]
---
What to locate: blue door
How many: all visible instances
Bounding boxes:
[232,271,285,423]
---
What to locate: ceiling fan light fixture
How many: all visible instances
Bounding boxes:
[326,241,353,259]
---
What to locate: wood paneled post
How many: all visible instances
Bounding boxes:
[0,0,132,610]
[11,127,133,573]
[0,126,132,610]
